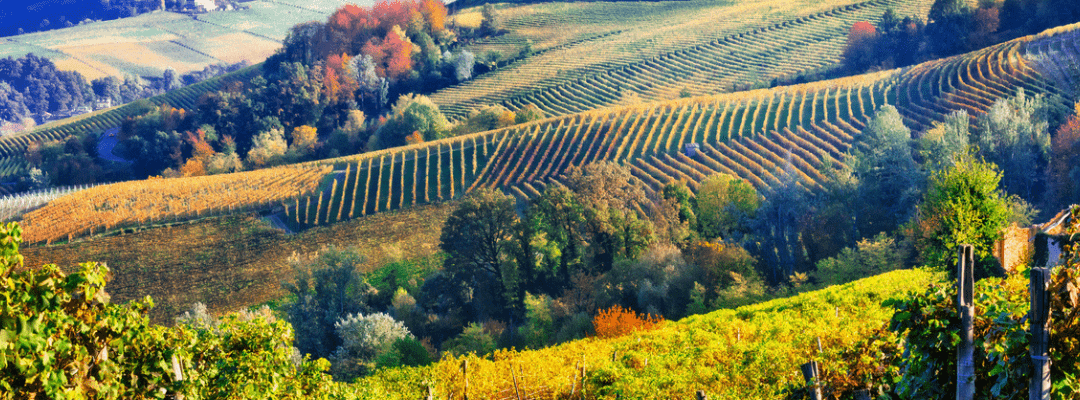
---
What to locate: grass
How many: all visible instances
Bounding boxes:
[20,201,455,323]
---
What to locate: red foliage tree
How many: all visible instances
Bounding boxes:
[843,21,879,71]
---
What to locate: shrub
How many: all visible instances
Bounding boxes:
[813,233,910,286]
[329,312,413,381]
[592,304,663,339]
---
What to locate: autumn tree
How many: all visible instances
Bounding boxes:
[1049,102,1080,209]
[371,94,450,149]
[246,127,288,167]
[842,21,880,71]
[975,88,1055,203]
[695,173,759,240]
[592,304,662,339]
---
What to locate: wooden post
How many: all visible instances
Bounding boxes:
[462,359,469,400]
[511,364,522,400]
[425,386,433,400]
[957,244,975,400]
[1030,267,1051,400]
[696,389,708,400]
[801,360,822,400]
[816,336,822,354]
[171,354,185,400]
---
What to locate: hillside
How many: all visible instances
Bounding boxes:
[435,0,935,119]
[350,268,944,399]
[0,0,364,80]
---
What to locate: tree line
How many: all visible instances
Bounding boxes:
[842,0,1080,73]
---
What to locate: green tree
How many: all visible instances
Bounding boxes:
[283,246,373,360]
[695,173,759,240]
[975,88,1055,202]
[440,188,520,318]
[372,94,450,149]
[906,153,1016,276]
[852,105,923,237]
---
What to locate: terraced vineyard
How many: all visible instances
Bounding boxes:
[287,24,1074,225]
[0,64,262,163]
[20,23,1079,245]
[435,0,934,119]
[19,163,329,245]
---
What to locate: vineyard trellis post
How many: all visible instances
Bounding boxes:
[957,244,975,400]
[801,360,822,400]
[1030,267,1051,400]
[462,359,469,400]
[696,389,707,400]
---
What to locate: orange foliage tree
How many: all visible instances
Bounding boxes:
[592,305,663,339]
[1050,104,1080,207]
[842,21,879,71]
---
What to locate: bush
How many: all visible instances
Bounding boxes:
[329,312,413,381]
[591,304,663,339]
[814,233,910,286]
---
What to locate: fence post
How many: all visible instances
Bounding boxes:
[696,389,707,400]
[957,244,975,400]
[461,359,469,400]
[801,360,822,400]
[1030,267,1051,400]
[171,354,185,400]
[511,364,522,400]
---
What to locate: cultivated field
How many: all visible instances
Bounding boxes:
[280,24,1072,227]
[436,0,935,119]
[18,164,330,245]
[19,202,453,322]
[351,268,944,399]
[0,0,358,80]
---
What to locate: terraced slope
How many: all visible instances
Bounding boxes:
[434,0,934,119]
[285,25,1072,227]
[20,23,1078,244]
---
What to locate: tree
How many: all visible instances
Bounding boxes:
[440,188,520,319]
[289,125,319,155]
[695,173,759,240]
[852,105,922,237]
[245,127,288,167]
[926,0,973,55]
[454,50,475,82]
[284,246,374,359]
[1049,103,1080,209]
[328,312,412,380]
[917,110,969,171]
[975,88,1054,203]
[515,104,545,124]
[480,4,501,36]
[906,153,1016,276]
[592,304,662,339]
[372,94,450,149]
[752,163,813,284]
[563,162,654,273]
[842,21,879,71]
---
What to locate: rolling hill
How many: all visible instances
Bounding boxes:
[0,0,366,81]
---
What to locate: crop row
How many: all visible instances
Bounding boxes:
[0,182,110,222]
[20,163,329,245]
[434,0,935,119]
[0,64,262,159]
[23,21,1078,240]
[284,135,500,230]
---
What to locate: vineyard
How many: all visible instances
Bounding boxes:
[351,268,944,399]
[0,64,262,182]
[264,24,1079,232]
[0,182,111,222]
[18,164,329,245]
[435,0,935,119]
